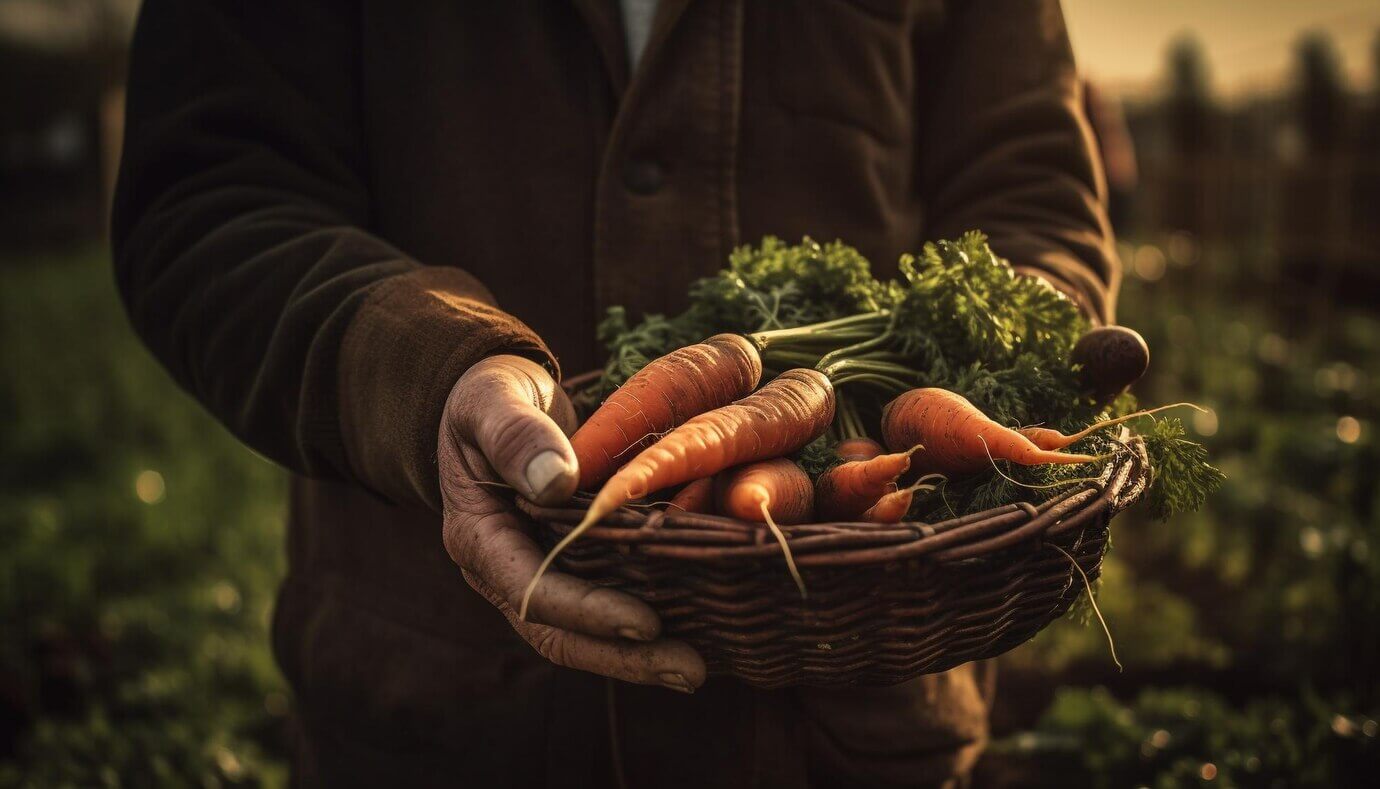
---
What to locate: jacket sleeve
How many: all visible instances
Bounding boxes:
[919,0,1120,323]
[111,0,554,511]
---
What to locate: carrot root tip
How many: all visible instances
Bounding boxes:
[520,510,599,621]
[761,501,807,600]
[1050,542,1121,672]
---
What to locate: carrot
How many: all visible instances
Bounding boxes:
[715,458,814,596]
[881,388,1104,476]
[861,475,946,524]
[521,368,835,618]
[715,459,814,525]
[666,477,715,514]
[1019,403,1204,450]
[814,445,920,520]
[570,334,762,490]
[835,436,884,461]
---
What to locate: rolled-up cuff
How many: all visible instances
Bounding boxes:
[336,266,557,511]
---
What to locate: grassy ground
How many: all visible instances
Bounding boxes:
[2,241,1376,786]
[1,247,288,787]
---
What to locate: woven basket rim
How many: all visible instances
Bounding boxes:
[520,435,1149,568]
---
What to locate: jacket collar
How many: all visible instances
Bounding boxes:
[573,0,692,96]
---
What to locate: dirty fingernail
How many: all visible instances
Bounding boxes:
[618,626,652,642]
[525,450,572,499]
[659,672,694,694]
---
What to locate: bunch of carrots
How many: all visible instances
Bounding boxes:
[520,234,1223,615]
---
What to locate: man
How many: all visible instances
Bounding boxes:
[113,1,1116,786]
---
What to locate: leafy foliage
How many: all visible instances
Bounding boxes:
[792,436,843,479]
[585,236,888,401]
[1005,685,1378,787]
[1142,417,1227,520]
[892,233,1086,375]
[870,233,1094,430]
[694,235,887,331]
[0,249,288,786]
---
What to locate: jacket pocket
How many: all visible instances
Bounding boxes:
[770,0,940,144]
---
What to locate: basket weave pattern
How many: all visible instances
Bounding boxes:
[522,439,1149,689]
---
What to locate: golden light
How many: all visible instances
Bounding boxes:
[1133,245,1167,281]
[1199,762,1218,780]
[134,470,165,504]
[214,747,244,780]
[1166,231,1198,266]
[1332,714,1356,736]
[213,581,242,613]
[1300,527,1325,558]
[1192,408,1219,437]
[1336,416,1361,444]
[1256,333,1289,364]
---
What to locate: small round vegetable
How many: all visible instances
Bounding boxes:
[1072,326,1150,401]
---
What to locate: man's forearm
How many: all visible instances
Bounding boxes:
[113,0,551,510]
[918,0,1119,324]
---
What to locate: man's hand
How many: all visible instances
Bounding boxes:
[438,355,706,693]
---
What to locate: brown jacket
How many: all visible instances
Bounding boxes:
[113,1,1116,786]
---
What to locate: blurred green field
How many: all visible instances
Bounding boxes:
[2,242,1377,786]
[1,248,288,787]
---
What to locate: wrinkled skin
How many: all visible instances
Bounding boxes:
[438,354,706,693]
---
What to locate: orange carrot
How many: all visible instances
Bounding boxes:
[861,475,945,524]
[715,458,814,596]
[522,368,835,618]
[1019,403,1203,450]
[814,446,920,520]
[715,459,814,525]
[570,334,762,490]
[882,388,1104,476]
[666,477,715,514]
[835,437,884,461]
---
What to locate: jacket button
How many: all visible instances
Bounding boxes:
[622,158,665,195]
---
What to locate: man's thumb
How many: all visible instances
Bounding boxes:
[451,355,580,506]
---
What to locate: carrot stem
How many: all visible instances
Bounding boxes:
[816,332,895,371]
[836,398,866,440]
[830,373,913,394]
[749,311,888,348]
[765,350,827,368]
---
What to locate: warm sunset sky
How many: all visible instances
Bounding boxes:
[1062,0,1379,97]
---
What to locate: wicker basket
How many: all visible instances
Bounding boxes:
[522,435,1150,689]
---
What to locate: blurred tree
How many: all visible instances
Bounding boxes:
[1159,36,1218,237]
[1165,35,1216,156]
[1293,31,1350,157]
[1368,30,1380,153]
